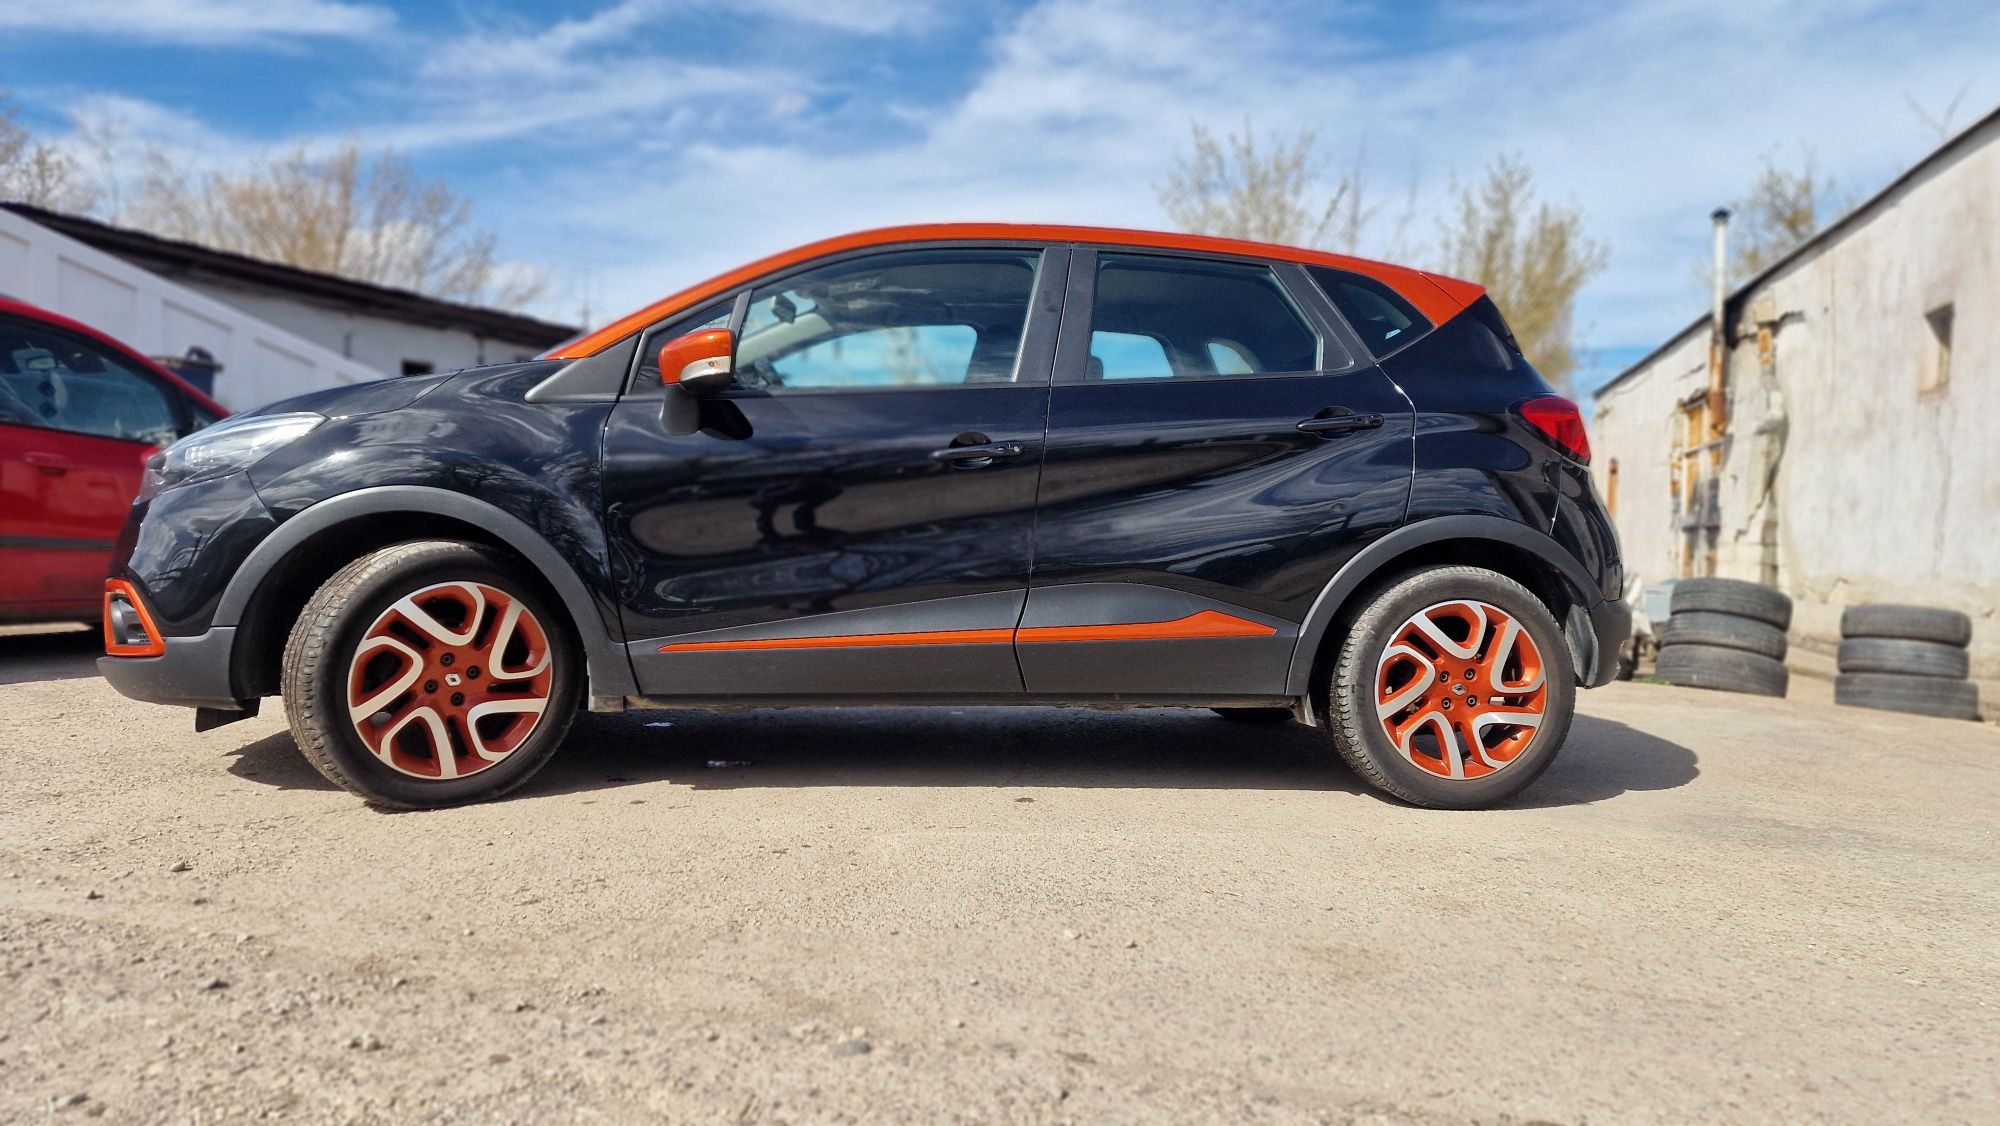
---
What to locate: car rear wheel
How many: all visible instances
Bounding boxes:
[280,540,580,809]
[1326,566,1576,809]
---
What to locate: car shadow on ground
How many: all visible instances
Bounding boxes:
[220,706,1699,809]
[0,627,101,687]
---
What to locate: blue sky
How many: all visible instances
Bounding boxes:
[3,0,1996,392]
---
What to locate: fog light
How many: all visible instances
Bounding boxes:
[103,580,165,658]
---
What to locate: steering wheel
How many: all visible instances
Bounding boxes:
[736,357,784,391]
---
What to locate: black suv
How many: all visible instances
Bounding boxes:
[99,224,1627,810]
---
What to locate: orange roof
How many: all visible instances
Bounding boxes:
[546,223,1484,360]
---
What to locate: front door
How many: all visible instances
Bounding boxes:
[1018,248,1415,697]
[601,245,1064,698]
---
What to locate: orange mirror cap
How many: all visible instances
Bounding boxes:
[658,328,734,386]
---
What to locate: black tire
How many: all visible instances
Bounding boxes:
[1836,637,1970,680]
[1834,673,1980,721]
[1669,578,1793,630]
[1840,604,1973,647]
[1327,565,1575,810]
[1654,643,1788,697]
[281,540,581,809]
[1211,707,1294,725]
[1657,611,1788,660]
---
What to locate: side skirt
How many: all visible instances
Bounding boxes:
[619,693,1302,712]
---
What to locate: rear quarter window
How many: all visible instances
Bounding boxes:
[1308,266,1433,356]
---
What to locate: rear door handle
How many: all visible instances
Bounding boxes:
[931,440,1026,465]
[23,452,71,475]
[1296,408,1385,436]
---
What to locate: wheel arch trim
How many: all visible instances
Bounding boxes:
[214,485,636,698]
[1284,515,1602,696]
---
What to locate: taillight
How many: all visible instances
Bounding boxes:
[1517,395,1591,463]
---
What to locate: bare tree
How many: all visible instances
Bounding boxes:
[1905,83,1972,143]
[0,92,98,212]
[1158,120,1389,252]
[133,141,547,310]
[1727,147,1843,283]
[1437,154,1607,395]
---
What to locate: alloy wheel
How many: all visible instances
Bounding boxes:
[346,581,555,780]
[1374,599,1548,780]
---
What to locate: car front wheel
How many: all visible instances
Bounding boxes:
[280,540,580,809]
[1326,565,1575,809]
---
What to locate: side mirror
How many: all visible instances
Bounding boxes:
[658,328,735,396]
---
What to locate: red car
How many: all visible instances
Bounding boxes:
[0,296,228,626]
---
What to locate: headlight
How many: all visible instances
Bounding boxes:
[140,412,324,500]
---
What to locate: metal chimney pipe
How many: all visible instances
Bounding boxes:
[1706,207,1732,440]
[1710,207,1731,337]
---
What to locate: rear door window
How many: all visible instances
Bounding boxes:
[1081,254,1320,381]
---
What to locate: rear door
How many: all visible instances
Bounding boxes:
[601,244,1065,698]
[1018,248,1415,696]
[0,316,187,618]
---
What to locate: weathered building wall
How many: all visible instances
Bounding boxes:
[0,207,379,408]
[1594,113,2000,678]
[175,277,546,377]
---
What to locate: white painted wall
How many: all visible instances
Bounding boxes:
[1594,114,2000,678]
[173,277,545,377]
[0,209,381,409]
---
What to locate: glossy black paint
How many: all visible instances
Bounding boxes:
[103,240,1626,720]
[117,471,275,634]
[1023,374,1413,685]
[1381,298,1616,599]
[112,363,623,652]
[602,382,1051,694]
[1017,247,1414,695]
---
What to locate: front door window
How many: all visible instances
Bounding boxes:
[735,249,1041,392]
[0,320,181,446]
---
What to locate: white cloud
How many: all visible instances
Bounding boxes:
[516,0,2000,373]
[0,0,392,44]
[18,0,2000,360]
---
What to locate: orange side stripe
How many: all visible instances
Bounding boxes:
[1016,610,1276,643]
[660,627,1016,653]
[655,611,1274,653]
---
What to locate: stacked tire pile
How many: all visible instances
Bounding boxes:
[1836,605,1981,721]
[1655,578,1791,697]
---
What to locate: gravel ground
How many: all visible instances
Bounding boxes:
[2,627,1995,1124]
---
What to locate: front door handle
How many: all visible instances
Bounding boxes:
[23,452,71,475]
[1296,408,1386,436]
[931,435,1026,467]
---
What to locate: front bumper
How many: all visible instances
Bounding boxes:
[98,627,247,711]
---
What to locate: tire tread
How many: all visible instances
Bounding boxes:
[1657,611,1787,660]
[1839,604,1973,647]
[1655,642,1789,697]
[1834,672,1979,721]
[1668,578,1793,630]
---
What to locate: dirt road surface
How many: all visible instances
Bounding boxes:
[3,626,1995,1123]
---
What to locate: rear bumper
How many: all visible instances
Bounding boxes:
[1575,596,1632,689]
[98,627,247,711]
